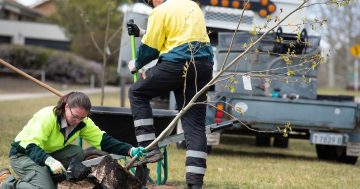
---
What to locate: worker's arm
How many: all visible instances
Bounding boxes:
[15,107,54,166]
[135,10,165,70]
[80,118,133,156]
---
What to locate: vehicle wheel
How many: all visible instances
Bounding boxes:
[84,147,109,160]
[335,146,358,165]
[255,136,271,147]
[338,153,358,165]
[273,137,289,148]
[316,144,339,161]
[176,140,186,149]
[316,145,358,165]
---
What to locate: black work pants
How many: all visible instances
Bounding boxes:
[129,59,212,185]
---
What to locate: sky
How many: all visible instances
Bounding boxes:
[15,0,40,6]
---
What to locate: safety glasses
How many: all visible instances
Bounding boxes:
[68,106,88,121]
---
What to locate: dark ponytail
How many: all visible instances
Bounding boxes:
[53,92,91,117]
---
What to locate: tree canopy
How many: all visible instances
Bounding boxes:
[48,0,130,65]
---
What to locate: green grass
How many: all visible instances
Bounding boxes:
[1,93,360,188]
[159,135,360,189]
[318,87,360,97]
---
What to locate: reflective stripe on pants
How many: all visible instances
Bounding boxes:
[129,59,212,185]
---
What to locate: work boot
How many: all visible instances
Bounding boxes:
[0,168,11,186]
[187,184,203,189]
[133,147,163,167]
[135,165,150,187]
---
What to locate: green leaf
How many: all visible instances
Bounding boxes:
[229,85,236,93]
[242,43,247,49]
[287,70,295,77]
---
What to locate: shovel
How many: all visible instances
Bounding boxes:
[128,19,139,82]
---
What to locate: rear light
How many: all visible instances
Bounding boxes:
[232,0,240,8]
[268,4,276,13]
[259,9,268,17]
[260,0,269,6]
[221,0,229,7]
[214,103,225,123]
[197,0,276,17]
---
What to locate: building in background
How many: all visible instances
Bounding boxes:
[0,0,41,21]
[0,0,69,50]
[31,0,56,17]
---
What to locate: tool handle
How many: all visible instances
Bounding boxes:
[129,19,139,82]
[125,19,139,170]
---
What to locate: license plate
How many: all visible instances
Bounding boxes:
[311,133,344,146]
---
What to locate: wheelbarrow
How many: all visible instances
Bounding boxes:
[82,107,237,185]
[83,106,178,185]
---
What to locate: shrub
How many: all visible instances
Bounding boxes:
[0,44,102,85]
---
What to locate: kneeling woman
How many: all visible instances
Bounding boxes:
[0,92,145,189]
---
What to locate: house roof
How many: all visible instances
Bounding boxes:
[31,0,50,8]
[0,0,42,19]
[0,19,69,41]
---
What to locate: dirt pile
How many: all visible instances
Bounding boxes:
[58,155,141,189]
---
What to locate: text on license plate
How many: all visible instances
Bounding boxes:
[311,133,344,146]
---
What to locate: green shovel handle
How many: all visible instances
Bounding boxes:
[130,35,139,82]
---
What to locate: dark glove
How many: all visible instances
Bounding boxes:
[127,19,140,37]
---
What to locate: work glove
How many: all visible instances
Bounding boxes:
[128,59,138,74]
[127,21,140,37]
[129,147,147,160]
[45,156,66,174]
[127,20,146,37]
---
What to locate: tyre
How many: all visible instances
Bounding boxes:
[316,144,358,165]
[316,144,337,160]
[255,136,271,147]
[273,137,289,148]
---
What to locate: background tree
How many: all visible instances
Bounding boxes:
[48,0,129,104]
[313,0,360,88]
[140,0,349,158]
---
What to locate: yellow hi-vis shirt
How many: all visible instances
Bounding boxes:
[10,106,132,165]
[136,0,214,69]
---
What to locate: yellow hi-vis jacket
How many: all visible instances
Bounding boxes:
[135,0,214,69]
[9,106,132,166]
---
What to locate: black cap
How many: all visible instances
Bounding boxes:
[143,0,154,7]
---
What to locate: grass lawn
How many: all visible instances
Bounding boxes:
[1,92,360,188]
[318,87,360,97]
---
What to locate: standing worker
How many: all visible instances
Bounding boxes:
[127,0,213,188]
[0,92,146,189]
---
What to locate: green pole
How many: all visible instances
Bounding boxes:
[130,35,139,82]
[157,158,162,185]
